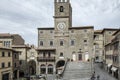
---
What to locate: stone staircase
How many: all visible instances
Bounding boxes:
[62,62,92,80]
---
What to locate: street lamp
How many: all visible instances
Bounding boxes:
[53,57,56,80]
[46,57,48,80]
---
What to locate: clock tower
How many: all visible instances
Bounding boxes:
[54,0,72,31]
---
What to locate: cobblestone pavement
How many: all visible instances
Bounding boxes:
[94,63,117,80]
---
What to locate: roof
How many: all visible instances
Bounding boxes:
[94,30,102,34]
[69,26,94,29]
[113,29,120,36]
[0,47,13,50]
[38,27,54,30]
[0,33,12,38]
[101,28,119,33]
[105,42,111,47]
[0,47,20,52]
[38,26,94,30]
[36,48,56,51]
[12,45,31,49]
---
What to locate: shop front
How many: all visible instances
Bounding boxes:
[107,64,112,74]
[111,66,118,79]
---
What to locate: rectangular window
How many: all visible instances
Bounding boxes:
[48,52,51,57]
[60,6,64,12]
[2,63,5,68]
[60,52,63,56]
[14,63,16,67]
[2,52,5,57]
[8,52,11,57]
[60,40,64,46]
[84,40,87,43]
[15,54,17,59]
[84,40,88,46]
[4,41,10,47]
[19,60,22,65]
[43,52,46,57]
[71,40,75,46]
[8,62,11,67]
[40,41,43,46]
[50,41,53,46]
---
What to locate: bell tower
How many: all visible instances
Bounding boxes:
[54,0,72,31]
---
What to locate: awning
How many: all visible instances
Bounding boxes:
[57,66,64,70]
[107,64,112,68]
[111,67,117,72]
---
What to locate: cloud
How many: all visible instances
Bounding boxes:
[0,0,120,45]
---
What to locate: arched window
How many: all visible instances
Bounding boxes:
[40,64,46,74]
[60,6,64,12]
[48,64,53,74]
[60,52,63,56]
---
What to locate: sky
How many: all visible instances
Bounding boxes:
[0,0,120,46]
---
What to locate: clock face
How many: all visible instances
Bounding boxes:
[57,22,66,31]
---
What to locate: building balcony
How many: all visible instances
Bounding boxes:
[37,57,55,62]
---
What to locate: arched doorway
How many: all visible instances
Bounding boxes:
[56,60,65,74]
[48,64,53,74]
[19,71,24,77]
[40,64,46,74]
[78,54,82,61]
[72,53,76,61]
[28,60,36,75]
[85,54,89,61]
[56,60,65,68]
[13,70,17,79]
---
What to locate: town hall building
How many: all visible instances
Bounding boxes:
[37,0,94,74]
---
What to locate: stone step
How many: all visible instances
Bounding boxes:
[65,69,91,71]
[63,62,92,80]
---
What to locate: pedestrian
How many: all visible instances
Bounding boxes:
[97,75,100,80]
[91,72,95,80]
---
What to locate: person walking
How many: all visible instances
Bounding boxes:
[91,72,95,80]
[97,75,100,80]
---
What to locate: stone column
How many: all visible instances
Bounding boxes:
[119,67,120,80]
[17,70,19,80]
[46,62,48,80]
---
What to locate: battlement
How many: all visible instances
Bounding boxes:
[55,0,70,3]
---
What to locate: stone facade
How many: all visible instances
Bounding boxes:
[12,45,31,76]
[0,33,24,48]
[12,50,20,79]
[0,48,13,80]
[94,30,103,62]
[0,33,26,79]
[102,29,118,68]
[37,0,120,76]
[37,0,94,75]
[38,0,94,62]
[27,45,38,75]
[111,30,120,79]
